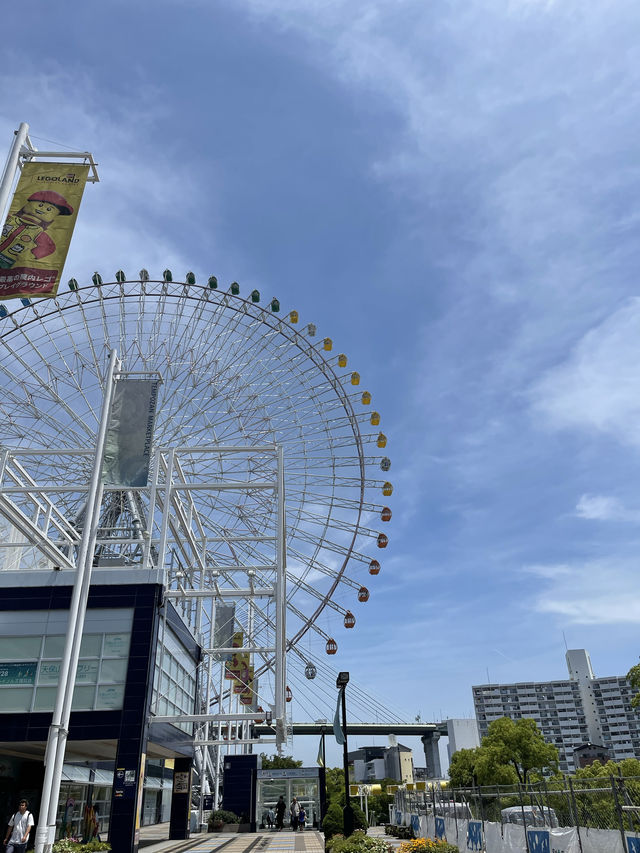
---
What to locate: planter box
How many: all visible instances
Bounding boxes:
[209,822,251,832]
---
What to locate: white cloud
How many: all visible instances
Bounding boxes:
[530,299,640,446]
[0,63,218,286]
[523,558,640,624]
[575,493,640,522]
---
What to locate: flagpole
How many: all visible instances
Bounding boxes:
[0,122,29,225]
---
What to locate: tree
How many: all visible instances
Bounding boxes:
[627,662,640,708]
[448,748,480,788]
[448,718,558,788]
[480,717,558,786]
[259,753,302,769]
[325,766,347,808]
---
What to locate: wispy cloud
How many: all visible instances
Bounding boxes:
[523,559,640,624]
[530,299,640,447]
[575,493,640,522]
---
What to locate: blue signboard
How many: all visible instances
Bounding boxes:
[466,821,482,851]
[410,814,420,835]
[527,829,550,853]
[627,837,640,853]
[435,816,445,840]
[0,662,36,685]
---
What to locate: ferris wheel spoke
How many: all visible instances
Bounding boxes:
[0,276,390,732]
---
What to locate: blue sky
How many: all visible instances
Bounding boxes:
[3,0,640,768]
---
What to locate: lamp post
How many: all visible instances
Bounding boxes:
[336,672,354,837]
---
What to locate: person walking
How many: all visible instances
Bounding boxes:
[298,805,306,832]
[290,797,300,831]
[275,795,286,831]
[3,799,34,853]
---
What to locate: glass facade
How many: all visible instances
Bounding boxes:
[0,608,133,713]
[151,624,197,734]
[256,769,322,829]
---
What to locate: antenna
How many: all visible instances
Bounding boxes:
[486,667,491,685]
[562,631,568,651]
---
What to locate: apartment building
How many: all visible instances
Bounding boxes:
[472,649,640,773]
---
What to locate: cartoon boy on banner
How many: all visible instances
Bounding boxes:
[0,161,89,299]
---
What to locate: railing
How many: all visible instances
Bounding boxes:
[393,776,640,852]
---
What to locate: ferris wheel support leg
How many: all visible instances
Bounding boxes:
[274,444,286,743]
[35,350,119,853]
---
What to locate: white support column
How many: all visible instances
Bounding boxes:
[35,350,119,853]
[274,444,286,741]
[0,122,29,224]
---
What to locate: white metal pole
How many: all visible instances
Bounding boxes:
[274,445,286,726]
[35,350,119,853]
[0,123,29,225]
[214,662,224,808]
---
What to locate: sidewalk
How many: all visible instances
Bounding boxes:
[138,825,326,853]
[367,826,404,849]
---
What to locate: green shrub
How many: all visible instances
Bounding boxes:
[214,809,241,823]
[323,802,370,839]
[352,802,368,833]
[208,808,240,829]
[52,842,111,852]
[323,803,345,839]
[383,824,413,839]
[327,829,392,853]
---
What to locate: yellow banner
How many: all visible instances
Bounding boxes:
[232,662,253,693]
[225,632,248,680]
[237,667,255,703]
[0,161,89,299]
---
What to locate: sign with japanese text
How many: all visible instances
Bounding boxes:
[0,162,89,299]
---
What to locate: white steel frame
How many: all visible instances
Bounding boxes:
[0,121,99,225]
[0,436,288,828]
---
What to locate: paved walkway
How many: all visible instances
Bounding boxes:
[138,823,403,853]
[139,826,326,853]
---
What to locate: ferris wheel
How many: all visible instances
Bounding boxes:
[0,271,392,717]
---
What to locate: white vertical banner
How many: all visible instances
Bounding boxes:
[425,813,435,840]
[484,821,507,853]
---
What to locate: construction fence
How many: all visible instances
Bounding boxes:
[393,776,640,853]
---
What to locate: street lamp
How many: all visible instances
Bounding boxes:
[336,672,354,836]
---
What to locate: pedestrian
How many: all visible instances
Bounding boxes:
[290,797,300,831]
[298,805,306,832]
[3,799,34,853]
[268,807,275,829]
[275,795,286,831]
